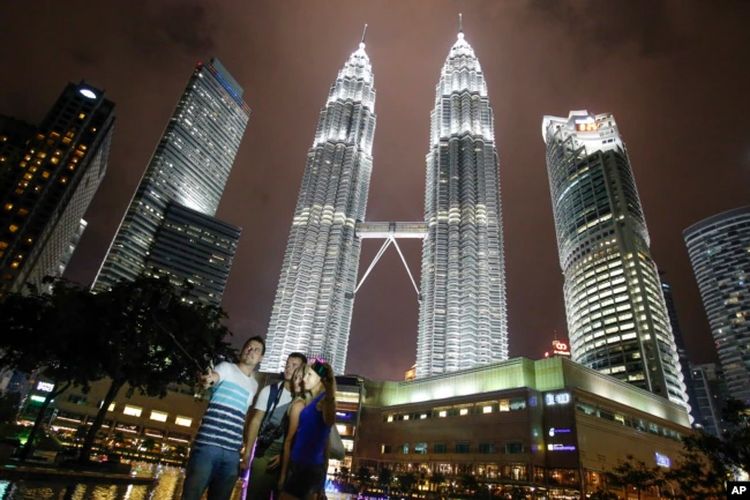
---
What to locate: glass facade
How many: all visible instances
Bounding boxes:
[145,201,240,306]
[660,277,701,424]
[542,111,688,409]
[416,30,508,378]
[94,58,249,298]
[684,206,750,404]
[689,362,726,436]
[0,83,114,296]
[263,41,376,374]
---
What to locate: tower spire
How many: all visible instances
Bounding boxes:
[360,24,368,46]
[458,13,463,34]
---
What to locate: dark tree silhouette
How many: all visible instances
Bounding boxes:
[0,276,234,464]
[77,275,234,462]
[604,455,659,500]
[0,279,104,460]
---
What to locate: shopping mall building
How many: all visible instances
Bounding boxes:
[352,356,691,497]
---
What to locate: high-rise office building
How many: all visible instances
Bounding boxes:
[94,58,249,304]
[145,202,240,306]
[684,206,750,404]
[660,276,700,423]
[542,111,688,408]
[264,39,376,374]
[416,27,508,377]
[0,83,114,296]
[690,362,726,437]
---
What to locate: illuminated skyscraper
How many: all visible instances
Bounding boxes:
[660,276,700,423]
[0,83,114,296]
[263,38,376,374]
[684,206,750,404]
[416,26,508,377]
[94,58,248,304]
[542,111,688,408]
[146,202,240,306]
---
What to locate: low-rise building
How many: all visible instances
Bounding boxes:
[354,356,691,497]
[24,378,208,464]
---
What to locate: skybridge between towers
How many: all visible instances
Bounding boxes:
[352,221,427,301]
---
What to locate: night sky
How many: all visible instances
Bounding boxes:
[2,1,749,380]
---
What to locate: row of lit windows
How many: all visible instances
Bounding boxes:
[384,397,527,422]
[575,401,682,441]
[381,441,525,455]
[108,403,192,427]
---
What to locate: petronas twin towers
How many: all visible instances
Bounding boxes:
[263,25,508,377]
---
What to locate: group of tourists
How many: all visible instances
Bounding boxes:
[181,335,339,500]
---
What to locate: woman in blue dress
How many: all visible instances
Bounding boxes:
[278,360,336,499]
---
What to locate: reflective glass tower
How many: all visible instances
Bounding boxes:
[94,58,249,301]
[263,39,376,374]
[0,83,114,296]
[684,206,750,404]
[416,28,508,377]
[542,111,688,408]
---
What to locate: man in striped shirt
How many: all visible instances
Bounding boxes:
[182,336,264,500]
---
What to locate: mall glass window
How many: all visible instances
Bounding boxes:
[478,443,497,454]
[455,442,471,453]
[505,442,524,454]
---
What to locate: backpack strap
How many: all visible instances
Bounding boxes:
[259,381,285,430]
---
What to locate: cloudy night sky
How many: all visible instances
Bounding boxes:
[2,1,749,380]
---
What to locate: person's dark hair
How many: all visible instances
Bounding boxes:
[311,360,336,426]
[288,352,307,364]
[242,335,266,355]
[290,363,307,399]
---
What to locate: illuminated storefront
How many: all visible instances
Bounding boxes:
[354,356,690,497]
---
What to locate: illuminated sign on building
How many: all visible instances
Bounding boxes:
[36,381,55,393]
[545,340,571,358]
[547,443,576,452]
[548,427,572,437]
[576,121,598,132]
[655,452,671,468]
[544,392,571,406]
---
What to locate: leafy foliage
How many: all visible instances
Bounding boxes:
[0,276,235,462]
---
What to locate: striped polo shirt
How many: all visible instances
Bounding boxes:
[194,362,258,451]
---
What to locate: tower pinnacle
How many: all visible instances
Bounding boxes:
[458,13,463,34]
[360,23,368,48]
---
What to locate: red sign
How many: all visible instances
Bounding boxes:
[552,340,571,357]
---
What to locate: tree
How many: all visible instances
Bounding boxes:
[378,467,392,493]
[459,473,479,493]
[0,279,104,461]
[686,398,750,475]
[431,471,445,493]
[397,472,417,495]
[0,275,234,464]
[604,455,659,500]
[77,275,234,463]
[588,490,618,500]
[356,465,372,487]
[662,399,750,497]
[0,392,21,424]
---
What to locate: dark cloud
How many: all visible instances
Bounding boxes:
[527,0,691,58]
[120,1,216,59]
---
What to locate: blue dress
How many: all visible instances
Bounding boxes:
[290,391,331,465]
